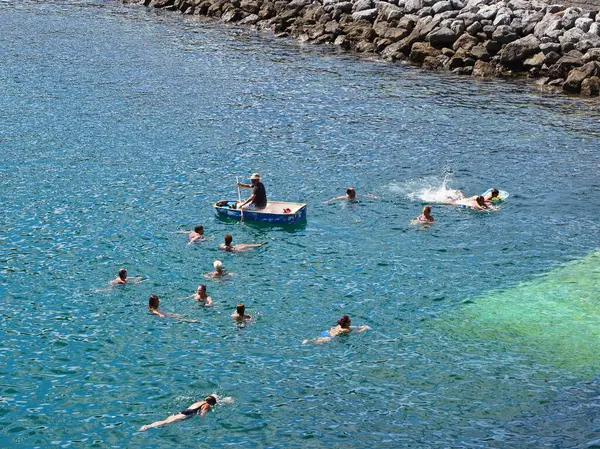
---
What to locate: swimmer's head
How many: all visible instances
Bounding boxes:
[205,395,217,405]
[236,304,245,315]
[194,225,204,234]
[338,315,351,328]
[213,260,223,271]
[197,284,206,294]
[346,187,356,198]
[491,189,499,198]
[224,234,233,245]
[149,295,160,309]
[118,268,127,280]
[423,206,431,214]
[475,196,485,206]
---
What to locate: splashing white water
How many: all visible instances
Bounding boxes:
[388,174,465,204]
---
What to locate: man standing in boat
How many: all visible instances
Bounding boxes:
[237,173,267,210]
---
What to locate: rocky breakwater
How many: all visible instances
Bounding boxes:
[124,0,600,96]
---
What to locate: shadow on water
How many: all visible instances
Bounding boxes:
[441,249,600,375]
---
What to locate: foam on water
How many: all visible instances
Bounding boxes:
[388,173,465,203]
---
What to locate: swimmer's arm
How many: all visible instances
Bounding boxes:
[236,182,252,189]
[204,297,214,307]
[351,325,371,333]
[150,309,165,318]
[365,194,380,199]
[324,195,347,203]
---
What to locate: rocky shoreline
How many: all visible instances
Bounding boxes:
[123,0,600,96]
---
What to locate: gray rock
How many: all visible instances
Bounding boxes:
[428,26,460,45]
[546,4,565,14]
[417,7,434,17]
[492,24,518,43]
[453,32,479,50]
[334,34,352,49]
[544,50,561,64]
[559,26,584,49]
[588,22,600,36]
[375,2,405,21]
[548,52,583,79]
[405,0,424,13]
[385,27,411,40]
[451,0,464,9]
[398,16,417,30]
[478,5,498,20]
[456,12,483,27]
[432,0,453,14]
[583,48,600,63]
[466,21,482,35]
[580,76,600,95]
[500,34,540,64]
[482,24,496,38]
[510,18,524,35]
[540,42,561,53]
[396,15,442,53]
[523,51,545,67]
[561,7,582,29]
[450,19,466,34]
[353,0,374,12]
[533,13,558,39]
[508,0,529,10]
[575,17,593,33]
[435,10,460,20]
[483,38,503,53]
[576,33,600,53]
[381,41,407,59]
[563,67,588,92]
[470,43,491,60]
[530,0,546,11]
[546,29,563,41]
[239,13,259,24]
[493,13,512,26]
[352,8,378,20]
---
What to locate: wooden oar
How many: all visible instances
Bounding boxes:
[236,177,244,223]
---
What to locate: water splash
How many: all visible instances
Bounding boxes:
[388,173,464,203]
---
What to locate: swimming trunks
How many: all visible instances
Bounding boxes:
[320,331,332,338]
[179,402,205,416]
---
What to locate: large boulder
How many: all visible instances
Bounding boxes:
[583,48,600,63]
[563,67,588,92]
[405,0,424,13]
[396,15,442,53]
[352,0,374,12]
[575,33,600,53]
[453,32,479,51]
[580,76,600,95]
[352,8,378,21]
[410,41,443,62]
[548,52,583,79]
[492,24,519,43]
[375,2,405,21]
[432,0,453,14]
[500,34,540,65]
[561,7,582,29]
[575,17,594,33]
[428,26,461,46]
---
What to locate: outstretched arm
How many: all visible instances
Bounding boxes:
[324,195,346,204]
[351,325,371,333]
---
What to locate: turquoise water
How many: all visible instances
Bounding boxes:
[1,1,600,447]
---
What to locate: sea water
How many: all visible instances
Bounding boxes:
[1,1,599,448]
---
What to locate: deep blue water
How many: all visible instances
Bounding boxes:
[1,1,600,448]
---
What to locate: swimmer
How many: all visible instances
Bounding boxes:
[483,188,500,203]
[188,225,205,244]
[148,295,197,321]
[139,395,217,431]
[231,304,252,322]
[110,268,142,285]
[203,260,233,279]
[411,205,434,224]
[220,234,267,252]
[189,284,213,307]
[148,295,165,318]
[324,187,380,203]
[452,195,493,211]
[303,315,370,344]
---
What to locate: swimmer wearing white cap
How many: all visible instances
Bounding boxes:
[236,173,267,210]
[203,260,234,279]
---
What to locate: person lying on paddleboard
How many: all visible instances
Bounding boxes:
[236,173,267,210]
[138,395,217,431]
[220,234,267,252]
[324,187,379,203]
[303,315,370,344]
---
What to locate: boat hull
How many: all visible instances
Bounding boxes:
[214,200,307,225]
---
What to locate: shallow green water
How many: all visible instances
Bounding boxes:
[1,1,599,448]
